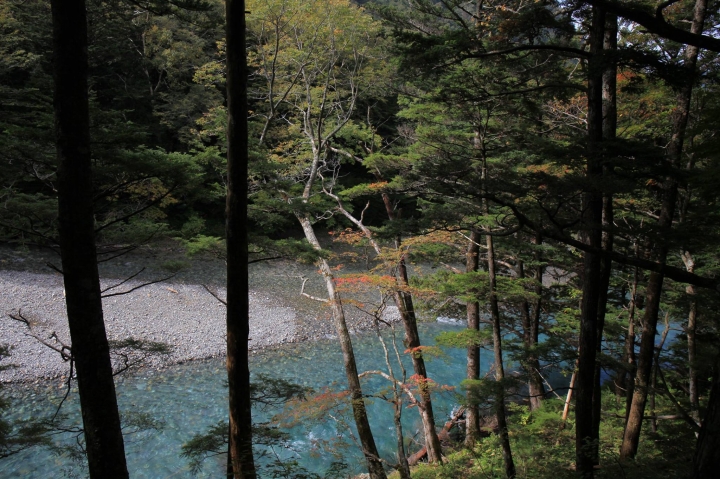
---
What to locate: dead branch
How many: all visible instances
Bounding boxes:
[202,284,227,306]
[100,267,146,293]
[101,272,177,298]
[8,311,72,361]
[300,276,329,303]
[359,370,422,409]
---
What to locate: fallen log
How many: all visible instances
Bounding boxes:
[408,406,466,466]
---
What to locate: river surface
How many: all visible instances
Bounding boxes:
[0,244,574,478]
[1,320,508,478]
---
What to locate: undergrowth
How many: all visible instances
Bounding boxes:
[398,395,695,479]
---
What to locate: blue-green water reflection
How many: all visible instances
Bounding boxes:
[0,322,507,478]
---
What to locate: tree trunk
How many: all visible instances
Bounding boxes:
[394,263,443,463]
[330,187,443,463]
[225,1,256,477]
[682,251,700,424]
[694,356,720,477]
[51,1,128,477]
[618,262,638,414]
[620,0,707,460]
[296,215,387,479]
[487,233,516,478]
[465,230,482,446]
[517,261,545,411]
[394,400,412,479]
[575,6,605,478]
[518,247,545,411]
[379,191,443,463]
[621,265,667,460]
[590,13,618,465]
[530,235,545,409]
[563,364,578,423]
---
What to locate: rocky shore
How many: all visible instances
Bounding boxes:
[0,246,398,383]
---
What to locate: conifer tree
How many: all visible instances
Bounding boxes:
[51,0,128,476]
[225,0,256,476]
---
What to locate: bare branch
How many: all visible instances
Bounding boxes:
[101,273,177,298]
[202,284,227,306]
[100,267,146,294]
[300,276,329,303]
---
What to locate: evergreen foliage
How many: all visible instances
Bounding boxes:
[2,0,720,476]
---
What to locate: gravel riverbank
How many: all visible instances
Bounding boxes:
[0,246,398,383]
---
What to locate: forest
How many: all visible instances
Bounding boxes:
[1,0,720,477]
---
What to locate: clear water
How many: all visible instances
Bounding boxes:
[1,321,514,478]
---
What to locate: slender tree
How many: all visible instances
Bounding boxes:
[620,0,708,460]
[575,5,605,477]
[518,239,546,412]
[590,13,618,465]
[464,229,483,445]
[225,0,256,477]
[375,183,444,463]
[323,176,445,463]
[295,202,387,479]
[486,231,516,478]
[50,0,128,477]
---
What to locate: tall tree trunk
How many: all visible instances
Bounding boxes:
[518,251,545,411]
[620,0,707,460]
[394,401,412,479]
[682,251,700,424]
[575,6,605,478]
[225,1,256,477]
[394,259,444,463]
[329,185,442,463]
[618,261,638,412]
[296,215,387,479]
[487,233,516,478]
[378,192,443,463]
[50,1,128,477]
[465,230,482,446]
[591,14,618,464]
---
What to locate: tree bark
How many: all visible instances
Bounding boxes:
[620,0,707,461]
[575,6,605,478]
[296,215,387,479]
[394,257,444,463]
[591,14,617,464]
[329,187,443,463]
[618,262,638,414]
[487,233,516,478]
[225,1,256,477]
[465,230,483,445]
[518,244,545,412]
[51,1,128,477]
[378,191,443,463]
[680,251,700,425]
